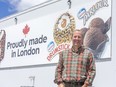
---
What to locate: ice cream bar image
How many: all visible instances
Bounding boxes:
[0,30,6,62]
[81,17,111,59]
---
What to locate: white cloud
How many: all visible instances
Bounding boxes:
[7,0,20,12]
[7,0,49,12]
[17,0,48,11]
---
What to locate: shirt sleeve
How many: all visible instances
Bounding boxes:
[54,51,64,85]
[85,52,96,86]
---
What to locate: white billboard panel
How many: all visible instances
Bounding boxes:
[0,0,111,68]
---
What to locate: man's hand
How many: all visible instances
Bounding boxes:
[82,83,88,87]
[58,83,65,87]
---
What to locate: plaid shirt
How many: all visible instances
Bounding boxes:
[54,46,96,85]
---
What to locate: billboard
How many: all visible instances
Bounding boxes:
[0,0,111,68]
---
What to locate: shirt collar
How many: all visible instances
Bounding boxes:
[71,45,84,54]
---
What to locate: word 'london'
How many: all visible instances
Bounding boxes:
[82,0,109,25]
[6,35,47,57]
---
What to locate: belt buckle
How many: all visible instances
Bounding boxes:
[77,82,80,85]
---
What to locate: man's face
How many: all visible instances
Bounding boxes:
[72,31,83,47]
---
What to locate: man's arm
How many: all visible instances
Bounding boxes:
[54,52,64,85]
[84,52,96,86]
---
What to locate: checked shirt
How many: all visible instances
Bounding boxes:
[54,46,96,85]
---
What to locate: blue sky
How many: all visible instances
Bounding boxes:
[0,0,47,20]
[0,0,18,19]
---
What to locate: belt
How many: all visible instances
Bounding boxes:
[63,81,84,85]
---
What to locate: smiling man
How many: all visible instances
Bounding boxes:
[54,29,96,87]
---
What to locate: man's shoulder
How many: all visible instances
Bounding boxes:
[83,46,93,53]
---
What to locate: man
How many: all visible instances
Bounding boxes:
[54,30,96,87]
